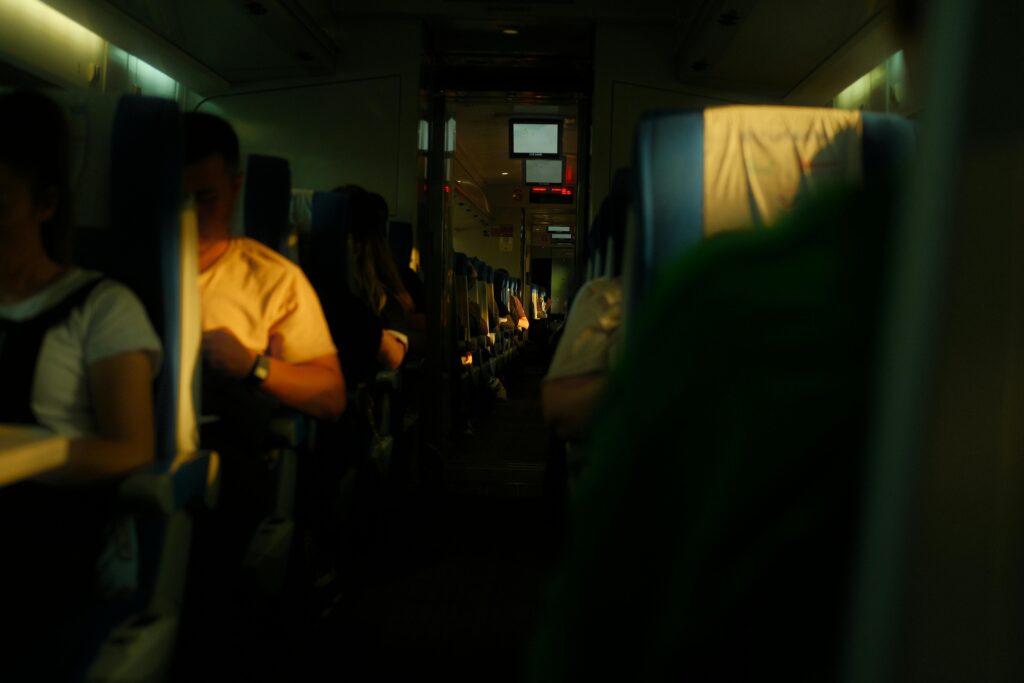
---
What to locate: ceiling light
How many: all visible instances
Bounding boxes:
[502,28,519,35]
[501,172,509,176]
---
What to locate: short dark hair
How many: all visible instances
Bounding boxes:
[183,112,240,169]
[0,89,73,264]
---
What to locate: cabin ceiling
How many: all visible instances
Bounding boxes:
[91,0,894,98]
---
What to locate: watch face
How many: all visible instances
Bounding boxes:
[253,356,270,381]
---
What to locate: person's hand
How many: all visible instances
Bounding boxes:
[202,327,258,379]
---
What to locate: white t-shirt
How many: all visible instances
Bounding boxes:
[544,277,623,383]
[198,237,336,363]
[0,268,163,438]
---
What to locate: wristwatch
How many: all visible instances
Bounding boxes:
[248,354,270,385]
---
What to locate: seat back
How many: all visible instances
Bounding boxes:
[389,220,414,271]
[60,91,207,681]
[305,190,353,313]
[72,93,199,462]
[244,154,294,260]
[483,264,497,332]
[628,105,916,313]
[453,252,471,343]
[607,167,632,278]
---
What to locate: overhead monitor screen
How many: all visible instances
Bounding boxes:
[524,158,564,185]
[509,119,562,159]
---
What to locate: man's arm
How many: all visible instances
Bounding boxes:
[261,353,346,419]
[203,328,346,419]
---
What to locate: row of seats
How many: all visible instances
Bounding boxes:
[240,155,425,600]
[3,91,419,680]
[452,252,526,394]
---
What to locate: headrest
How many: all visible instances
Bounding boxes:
[702,106,869,235]
[609,167,632,277]
[483,265,494,284]
[389,221,414,268]
[454,251,468,276]
[244,154,292,256]
[632,105,916,300]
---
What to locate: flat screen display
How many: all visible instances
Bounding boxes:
[509,119,562,159]
[524,158,565,185]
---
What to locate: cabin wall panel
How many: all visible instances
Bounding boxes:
[197,22,422,235]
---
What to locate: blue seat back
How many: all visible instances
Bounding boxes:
[108,95,191,463]
[389,220,414,270]
[244,154,293,259]
[305,191,352,312]
[608,167,632,278]
[63,91,203,678]
[630,106,916,309]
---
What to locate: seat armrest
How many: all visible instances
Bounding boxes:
[269,413,306,449]
[118,450,220,515]
[375,369,402,391]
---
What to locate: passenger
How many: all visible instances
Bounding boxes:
[0,89,162,678]
[460,263,507,402]
[388,220,427,339]
[181,114,346,636]
[509,286,529,331]
[540,276,623,442]
[348,189,413,372]
[183,112,345,421]
[529,1,929,679]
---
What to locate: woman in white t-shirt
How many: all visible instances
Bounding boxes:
[0,90,162,479]
[0,89,163,679]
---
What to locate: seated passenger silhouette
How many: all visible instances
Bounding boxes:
[0,89,162,679]
[509,287,529,331]
[182,112,345,426]
[348,188,413,373]
[541,276,623,442]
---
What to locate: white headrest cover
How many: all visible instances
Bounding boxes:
[703,106,864,236]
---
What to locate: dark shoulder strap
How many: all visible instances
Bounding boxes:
[30,275,106,330]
